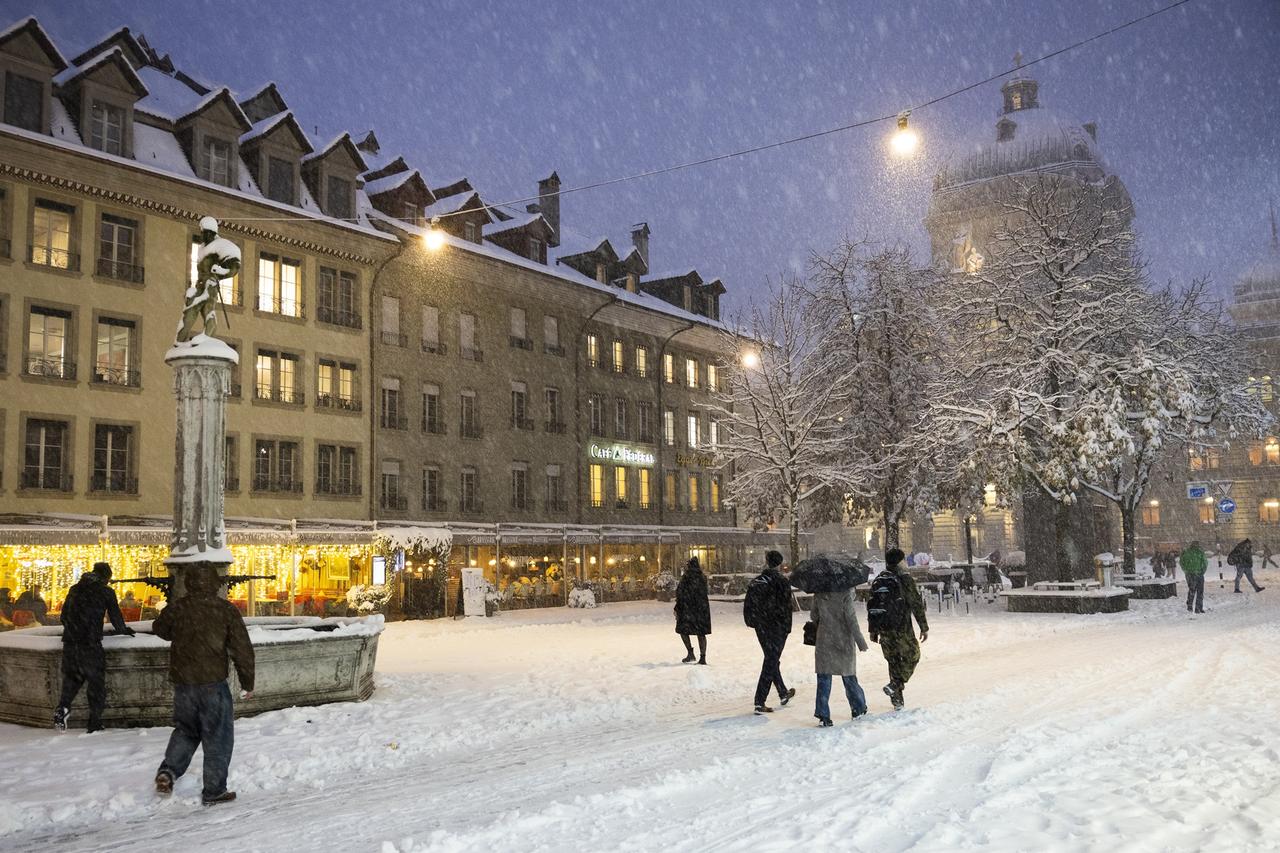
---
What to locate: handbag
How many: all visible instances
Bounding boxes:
[803,620,817,646]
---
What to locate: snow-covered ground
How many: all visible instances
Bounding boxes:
[2,567,1278,853]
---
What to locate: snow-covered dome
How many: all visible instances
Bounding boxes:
[1234,211,1280,303]
[934,75,1111,191]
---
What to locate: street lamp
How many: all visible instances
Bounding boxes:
[423,216,446,251]
[741,351,760,370]
[891,111,918,156]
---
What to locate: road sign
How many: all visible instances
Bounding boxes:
[1215,481,1234,497]
[1218,497,1236,514]
[1186,482,1208,499]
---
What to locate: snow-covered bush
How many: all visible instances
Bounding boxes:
[568,587,597,609]
[652,572,677,593]
[346,584,392,614]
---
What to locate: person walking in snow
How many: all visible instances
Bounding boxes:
[811,586,869,727]
[1263,542,1278,570]
[153,566,255,806]
[868,548,929,711]
[54,562,135,732]
[1228,538,1266,595]
[674,556,711,664]
[1180,541,1208,614]
[743,550,796,714]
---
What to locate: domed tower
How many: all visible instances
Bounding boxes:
[925,61,1134,273]
[1231,205,1280,356]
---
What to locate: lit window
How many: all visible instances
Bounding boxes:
[587,334,600,368]
[31,200,73,269]
[1199,501,1216,524]
[688,474,700,510]
[635,346,649,378]
[612,339,624,373]
[687,413,699,448]
[663,353,675,384]
[711,476,721,512]
[590,464,605,508]
[1141,501,1160,526]
[1262,500,1280,524]
[614,466,628,507]
[983,484,998,507]
[707,363,719,392]
[663,409,676,446]
[639,469,651,509]
[685,357,699,388]
[257,254,302,317]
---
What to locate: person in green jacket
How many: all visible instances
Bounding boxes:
[1181,540,1208,614]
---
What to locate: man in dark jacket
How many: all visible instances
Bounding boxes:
[869,548,929,711]
[1229,538,1265,594]
[15,585,49,624]
[54,563,135,732]
[153,565,255,806]
[744,550,796,714]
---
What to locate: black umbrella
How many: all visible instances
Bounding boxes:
[789,554,870,593]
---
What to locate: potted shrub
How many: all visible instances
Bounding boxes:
[652,572,677,602]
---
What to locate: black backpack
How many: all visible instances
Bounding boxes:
[743,576,769,628]
[867,571,909,634]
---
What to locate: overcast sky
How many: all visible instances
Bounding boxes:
[14,0,1280,312]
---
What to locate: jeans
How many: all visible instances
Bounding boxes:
[815,673,867,720]
[1186,574,1205,611]
[158,682,235,799]
[754,629,789,706]
[58,643,106,730]
[1234,565,1262,592]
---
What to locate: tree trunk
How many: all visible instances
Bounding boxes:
[1120,503,1136,575]
[789,494,800,568]
[963,515,975,565]
[1054,500,1073,583]
[881,499,900,551]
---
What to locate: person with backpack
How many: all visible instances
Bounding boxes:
[810,586,869,727]
[867,548,928,711]
[53,562,136,732]
[743,550,796,714]
[674,556,711,664]
[1228,538,1265,594]
[1180,540,1208,614]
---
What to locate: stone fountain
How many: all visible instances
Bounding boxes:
[0,217,381,729]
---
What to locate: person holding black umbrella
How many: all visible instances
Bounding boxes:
[674,556,711,664]
[810,586,870,726]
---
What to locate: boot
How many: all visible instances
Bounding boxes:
[817,717,833,727]
[202,791,237,806]
[52,706,70,732]
[754,704,774,715]
[779,687,796,706]
[155,772,174,796]
[681,653,696,664]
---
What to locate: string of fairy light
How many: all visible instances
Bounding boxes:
[206,0,1193,250]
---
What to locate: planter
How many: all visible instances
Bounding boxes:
[1000,587,1130,614]
[1117,578,1178,599]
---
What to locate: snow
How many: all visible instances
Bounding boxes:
[362,169,421,197]
[131,122,196,176]
[3,567,1277,852]
[133,66,204,121]
[164,334,239,364]
[372,526,452,555]
[420,191,481,219]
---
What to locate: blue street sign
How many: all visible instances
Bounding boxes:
[1218,497,1236,514]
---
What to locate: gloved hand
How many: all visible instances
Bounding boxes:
[121,627,137,637]
[869,633,879,644]
[857,638,869,653]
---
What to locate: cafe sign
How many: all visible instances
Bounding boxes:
[676,451,717,469]
[589,443,656,467]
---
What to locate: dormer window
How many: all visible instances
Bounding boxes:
[89,100,124,155]
[326,175,353,220]
[200,137,232,187]
[402,201,420,223]
[596,262,607,284]
[464,221,478,243]
[4,73,43,132]
[1010,91,1022,110]
[267,156,295,204]
[529,237,542,262]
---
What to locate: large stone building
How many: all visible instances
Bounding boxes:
[0,17,785,618]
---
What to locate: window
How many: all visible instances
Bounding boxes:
[257,254,302,317]
[589,464,605,508]
[687,413,700,448]
[688,474,700,510]
[423,383,443,433]
[317,360,358,410]
[589,394,606,437]
[529,237,543,262]
[510,307,528,344]
[266,156,295,204]
[543,315,561,354]
[87,423,134,494]
[460,390,481,438]
[253,439,301,492]
[380,378,404,429]
[685,357,699,388]
[380,296,403,346]
[707,363,719,392]
[708,416,719,449]
[460,312,481,360]
[711,476,721,512]
[595,262,607,284]
[4,72,43,132]
[612,339,625,373]
[94,317,135,386]
[89,101,125,155]
[422,305,442,352]
[326,175,353,220]
[464,221,478,242]
[638,403,655,443]
[663,353,675,384]
[422,466,442,511]
[225,435,239,491]
[1140,501,1160,526]
[1189,447,1221,470]
[27,306,71,379]
[200,136,232,186]
[511,464,530,510]
[614,466,629,508]
[545,387,563,431]
[1262,500,1280,524]
[1199,501,1215,524]
[587,334,600,368]
[380,460,404,510]
[31,199,73,269]
[639,469,652,509]
[191,236,240,305]
[97,213,140,281]
[317,444,358,495]
[1252,438,1280,466]
[664,470,677,510]
[614,398,628,439]
[460,467,479,512]
[254,350,300,403]
[511,381,531,428]
[663,409,676,446]
[545,464,563,510]
[23,419,68,490]
[318,267,359,327]
[635,346,649,378]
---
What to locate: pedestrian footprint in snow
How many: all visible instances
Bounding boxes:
[744,551,796,715]
[867,548,928,711]
[1228,538,1266,595]
[809,587,870,727]
[674,556,711,665]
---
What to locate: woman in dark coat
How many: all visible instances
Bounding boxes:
[674,557,711,664]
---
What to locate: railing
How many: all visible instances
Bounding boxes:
[545,421,567,434]
[458,500,486,516]
[461,347,484,362]
[588,356,600,369]
[422,340,447,355]
[256,297,305,318]
[316,480,362,497]
[510,336,533,351]
[91,366,140,387]
[590,426,607,438]
[316,306,362,329]
[224,476,240,492]
[639,500,654,510]
[95,256,145,283]
[316,393,362,412]
[512,416,535,431]
[543,343,565,357]
[460,423,485,440]
[590,498,606,509]
[422,497,448,513]
[25,357,76,380]
[638,431,655,444]
[615,499,630,510]
[380,414,408,430]
[252,477,304,494]
[255,386,305,406]
[422,417,447,435]
[29,245,79,271]
[380,331,408,347]
[545,498,569,513]
[90,473,138,494]
[510,497,535,511]
[227,382,242,399]
[379,494,408,511]
[614,428,628,441]
[635,367,649,379]
[20,470,73,491]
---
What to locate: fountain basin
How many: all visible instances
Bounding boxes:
[0,616,382,729]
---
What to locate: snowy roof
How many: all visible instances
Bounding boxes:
[0,16,67,70]
[363,168,423,197]
[483,209,550,236]
[645,269,699,283]
[301,132,368,172]
[422,191,483,219]
[132,121,195,175]
[240,110,312,152]
[134,66,204,120]
[52,47,146,95]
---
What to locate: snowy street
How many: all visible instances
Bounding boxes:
[2,570,1278,853]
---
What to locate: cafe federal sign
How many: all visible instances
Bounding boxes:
[589,442,656,467]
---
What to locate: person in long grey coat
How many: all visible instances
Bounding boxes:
[811,587,869,726]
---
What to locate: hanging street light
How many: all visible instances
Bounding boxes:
[891,110,918,156]
[423,216,446,251]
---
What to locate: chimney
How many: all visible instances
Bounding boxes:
[631,222,650,269]
[538,172,561,247]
